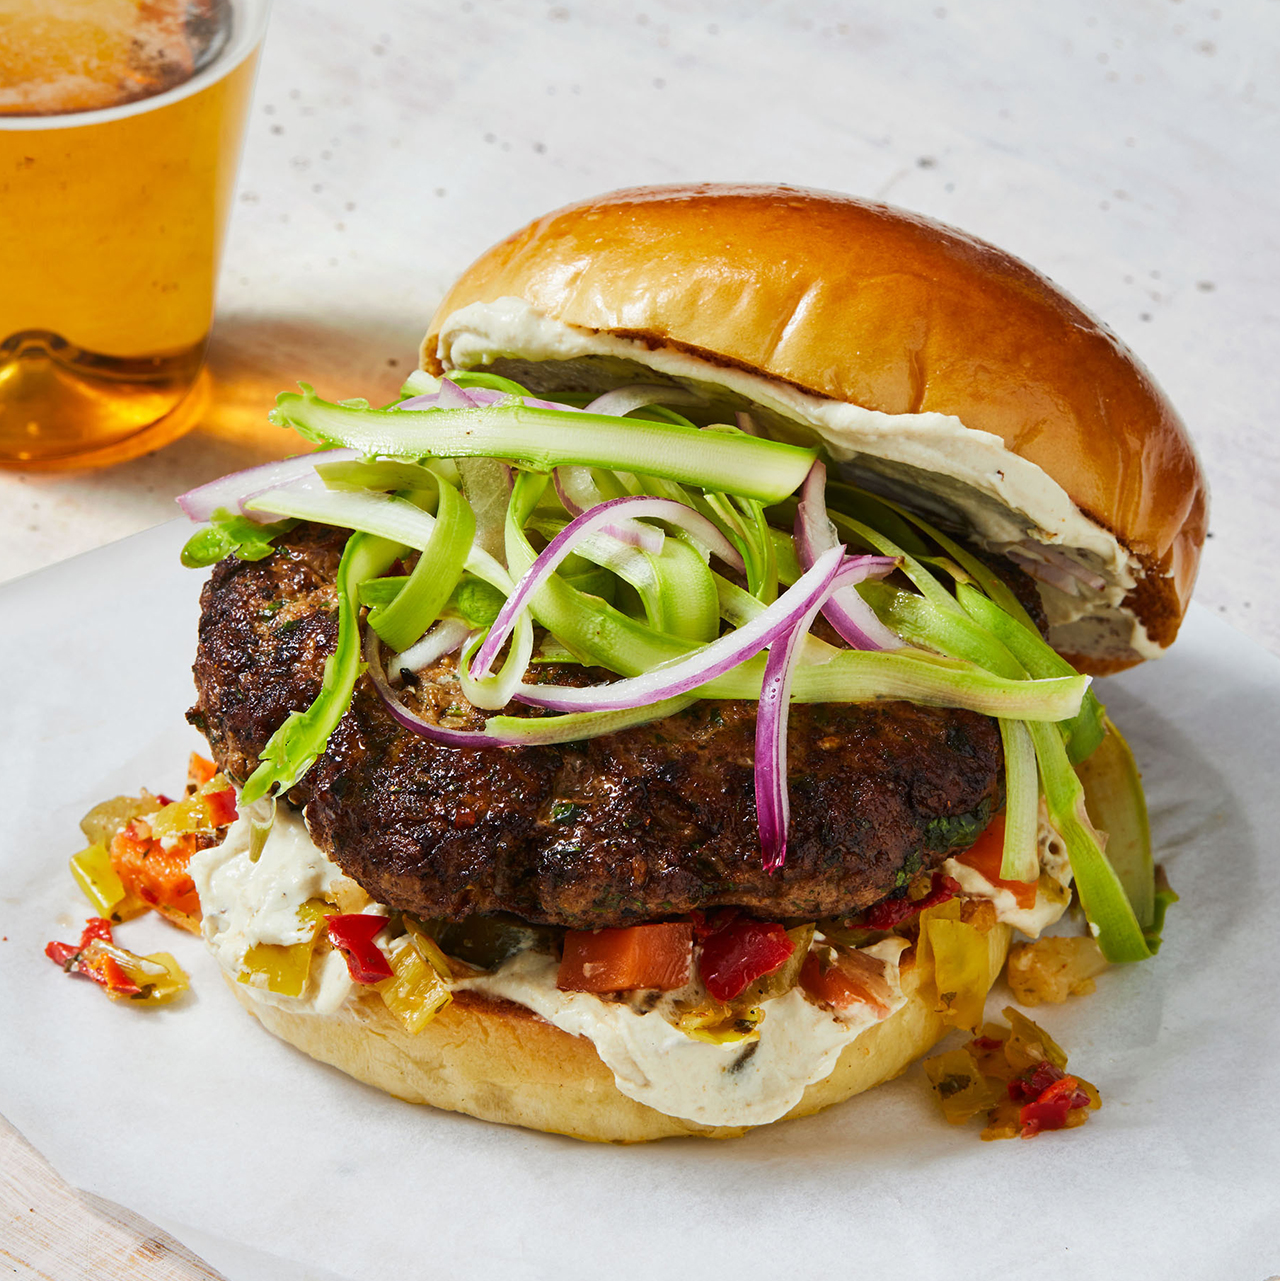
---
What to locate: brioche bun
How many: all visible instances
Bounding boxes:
[229,924,1010,1143]
[422,183,1206,673]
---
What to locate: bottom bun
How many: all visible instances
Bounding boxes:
[226,923,1011,1143]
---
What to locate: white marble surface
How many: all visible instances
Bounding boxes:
[3,1,1278,1276]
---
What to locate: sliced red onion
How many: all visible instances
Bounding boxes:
[735,410,763,437]
[1006,544,1106,596]
[512,545,848,713]
[554,468,746,573]
[796,461,901,649]
[583,384,701,417]
[598,522,666,555]
[471,495,714,679]
[391,617,471,678]
[398,378,580,414]
[365,626,512,749]
[176,450,358,524]
[755,569,836,874]
[1033,542,1108,591]
[553,466,602,518]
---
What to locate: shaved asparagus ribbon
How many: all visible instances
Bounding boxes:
[177,372,1162,962]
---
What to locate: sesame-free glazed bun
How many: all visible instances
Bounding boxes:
[228,926,1009,1143]
[422,184,1206,673]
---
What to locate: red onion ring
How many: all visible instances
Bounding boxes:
[511,545,849,713]
[176,450,359,524]
[795,461,901,649]
[471,495,722,679]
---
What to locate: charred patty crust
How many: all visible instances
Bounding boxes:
[188,524,1009,927]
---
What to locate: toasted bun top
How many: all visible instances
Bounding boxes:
[423,183,1207,670]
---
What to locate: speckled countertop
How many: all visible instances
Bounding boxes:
[3,1,1278,1275]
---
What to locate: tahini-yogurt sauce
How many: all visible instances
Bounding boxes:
[190,802,1065,1127]
[189,805,369,1016]
[457,940,909,1128]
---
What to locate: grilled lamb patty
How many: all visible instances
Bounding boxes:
[188,523,1009,927]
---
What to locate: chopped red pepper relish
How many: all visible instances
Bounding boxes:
[923,1006,1101,1140]
[325,914,395,983]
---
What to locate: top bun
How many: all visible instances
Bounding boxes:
[422,183,1206,672]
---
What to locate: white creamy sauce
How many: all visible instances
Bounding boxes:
[941,862,1067,938]
[189,805,373,1016]
[434,297,1162,662]
[457,939,908,1128]
[191,803,1064,1125]
[941,810,1074,938]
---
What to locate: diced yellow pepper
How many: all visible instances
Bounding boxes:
[68,842,148,922]
[79,794,160,847]
[923,1047,1005,1124]
[403,918,454,982]
[128,952,190,1004]
[237,899,330,997]
[148,793,210,839]
[378,933,452,1034]
[90,940,190,1004]
[922,899,994,1032]
[1002,1005,1069,1070]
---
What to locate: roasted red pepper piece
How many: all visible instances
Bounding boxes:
[187,753,218,788]
[1007,1059,1066,1103]
[45,917,141,995]
[325,914,394,983]
[861,872,961,931]
[205,787,238,828]
[698,917,795,1002]
[558,922,693,993]
[1013,1068,1091,1135]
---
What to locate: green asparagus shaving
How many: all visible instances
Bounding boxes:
[399,369,439,398]
[445,368,536,397]
[822,482,934,557]
[1026,718,1152,962]
[702,648,1089,721]
[270,386,817,504]
[484,695,701,746]
[242,532,405,804]
[1145,868,1179,954]
[771,528,802,586]
[316,458,444,493]
[858,580,1023,675]
[957,583,1105,764]
[998,718,1040,881]
[367,478,475,652]
[737,496,779,604]
[828,510,961,615]
[180,509,297,568]
[650,535,720,642]
[359,573,507,627]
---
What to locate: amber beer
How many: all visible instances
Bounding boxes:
[0,0,269,469]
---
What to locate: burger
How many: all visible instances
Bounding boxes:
[169,184,1204,1142]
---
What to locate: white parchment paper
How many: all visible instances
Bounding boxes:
[2,521,1278,1281]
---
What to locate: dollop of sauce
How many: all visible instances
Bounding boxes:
[192,802,1068,1127]
[457,940,908,1128]
[189,805,367,1015]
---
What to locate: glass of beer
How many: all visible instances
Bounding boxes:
[0,0,270,470]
